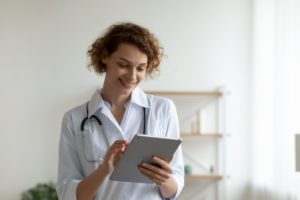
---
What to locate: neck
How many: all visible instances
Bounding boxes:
[101,84,132,125]
[101,86,131,109]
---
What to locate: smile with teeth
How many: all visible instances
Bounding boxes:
[120,79,136,88]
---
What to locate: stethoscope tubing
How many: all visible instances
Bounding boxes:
[81,103,102,131]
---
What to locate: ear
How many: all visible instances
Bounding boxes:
[101,50,109,64]
[102,57,108,65]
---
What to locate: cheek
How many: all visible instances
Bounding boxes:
[109,67,125,76]
[137,72,146,81]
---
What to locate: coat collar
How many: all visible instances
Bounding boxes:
[87,87,149,117]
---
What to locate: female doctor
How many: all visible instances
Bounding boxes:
[57,22,184,200]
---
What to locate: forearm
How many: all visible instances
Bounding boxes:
[159,176,178,199]
[76,165,109,200]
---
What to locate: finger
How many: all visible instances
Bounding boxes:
[105,148,119,160]
[140,163,170,179]
[152,156,172,173]
[103,140,128,168]
[105,147,124,167]
[139,170,164,186]
[113,139,128,144]
[111,140,128,147]
[105,143,127,160]
[154,155,173,163]
[138,166,166,183]
[112,144,126,152]
[110,140,128,150]
[110,142,128,152]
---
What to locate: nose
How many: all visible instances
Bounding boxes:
[128,68,137,80]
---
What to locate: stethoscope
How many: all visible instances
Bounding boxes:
[80,101,147,162]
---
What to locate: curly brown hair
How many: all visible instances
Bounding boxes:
[87,22,164,77]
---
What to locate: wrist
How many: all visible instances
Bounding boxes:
[158,176,177,198]
[97,163,111,176]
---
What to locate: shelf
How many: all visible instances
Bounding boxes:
[185,174,222,181]
[181,133,224,138]
[146,91,222,96]
[145,89,227,199]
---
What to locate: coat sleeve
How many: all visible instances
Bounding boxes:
[56,113,83,200]
[163,100,185,199]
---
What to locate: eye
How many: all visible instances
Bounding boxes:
[137,66,146,72]
[117,62,129,68]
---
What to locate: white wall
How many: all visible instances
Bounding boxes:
[0,0,252,199]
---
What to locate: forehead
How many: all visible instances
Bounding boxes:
[111,43,148,63]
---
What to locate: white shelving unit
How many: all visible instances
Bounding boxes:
[147,90,228,200]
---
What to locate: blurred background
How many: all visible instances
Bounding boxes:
[0,0,299,199]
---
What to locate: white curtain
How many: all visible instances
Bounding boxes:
[251,0,300,199]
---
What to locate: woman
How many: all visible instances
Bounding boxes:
[57,22,184,200]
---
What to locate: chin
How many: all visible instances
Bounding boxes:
[119,86,135,95]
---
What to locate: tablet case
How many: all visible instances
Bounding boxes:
[109,134,181,183]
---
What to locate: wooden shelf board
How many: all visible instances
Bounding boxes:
[185,174,222,181]
[181,133,223,138]
[146,91,222,96]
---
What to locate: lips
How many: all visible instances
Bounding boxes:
[119,79,136,88]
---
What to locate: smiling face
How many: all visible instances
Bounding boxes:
[102,43,148,97]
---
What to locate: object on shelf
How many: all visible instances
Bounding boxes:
[184,165,192,174]
[196,109,202,134]
[190,109,203,134]
[209,165,214,174]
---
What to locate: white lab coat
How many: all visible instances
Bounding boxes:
[57,87,184,200]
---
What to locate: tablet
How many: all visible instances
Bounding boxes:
[109,134,182,183]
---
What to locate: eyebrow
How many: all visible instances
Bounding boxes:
[118,57,147,67]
